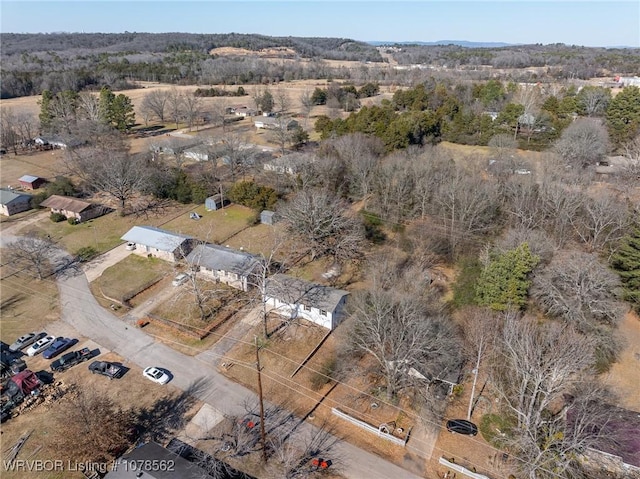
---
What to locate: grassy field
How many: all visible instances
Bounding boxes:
[92,254,172,304]
[0,263,59,344]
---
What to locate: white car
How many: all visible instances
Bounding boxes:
[125,242,136,251]
[143,367,170,385]
[25,335,56,357]
[172,273,190,287]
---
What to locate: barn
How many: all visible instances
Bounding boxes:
[18,175,47,190]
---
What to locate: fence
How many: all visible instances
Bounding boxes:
[331,408,407,447]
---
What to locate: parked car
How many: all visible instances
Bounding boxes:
[25,335,56,357]
[446,419,478,436]
[143,366,170,385]
[172,273,190,287]
[9,332,46,352]
[89,361,124,379]
[125,242,136,251]
[42,338,77,360]
[50,348,92,372]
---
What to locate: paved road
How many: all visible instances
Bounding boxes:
[15,236,426,479]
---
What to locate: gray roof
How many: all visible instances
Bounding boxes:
[264,152,315,172]
[18,175,42,183]
[187,243,262,276]
[121,226,192,252]
[0,189,31,205]
[105,442,210,479]
[265,273,349,312]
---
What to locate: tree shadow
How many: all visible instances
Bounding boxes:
[135,376,213,443]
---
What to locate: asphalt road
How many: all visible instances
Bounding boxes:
[4,233,426,479]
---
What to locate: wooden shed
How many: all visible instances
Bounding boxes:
[205,194,230,211]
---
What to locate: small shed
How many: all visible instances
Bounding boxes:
[260,210,279,225]
[205,194,230,211]
[18,175,46,190]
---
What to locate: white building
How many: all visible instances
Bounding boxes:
[264,274,349,330]
[186,243,262,292]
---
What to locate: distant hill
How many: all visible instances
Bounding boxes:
[369,40,514,48]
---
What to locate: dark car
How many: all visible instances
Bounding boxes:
[9,332,46,352]
[50,348,91,372]
[42,338,77,360]
[446,419,478,436]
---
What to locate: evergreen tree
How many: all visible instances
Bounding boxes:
[606,86,640,146]
[38,89,54,131]
[476,243,540,311]
[611,227,640,312]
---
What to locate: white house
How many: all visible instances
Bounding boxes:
[121,226,194,262]
[183,145,210,162]
[263,153,315,175]
[186,244,262,291]
[254,117,299,130]
[263,274,349,330]
[0,189,32,216]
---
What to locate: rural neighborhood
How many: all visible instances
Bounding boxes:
[1,17,640,479]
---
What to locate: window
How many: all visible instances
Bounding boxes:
[303,304,310,311]
[320,310,327,316]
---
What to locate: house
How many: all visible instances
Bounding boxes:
[254,117,299,130]
[263,153,315,175]
[121,226,194,262]
[18,175,46,190]
[235,106,257,117]
[183,145,210,162]
[39,195,105,222]
[614,76,640,87]
[260,210,279,225]
[105,442,212,479]
[34,136,71,149]
[573,405,640,477]
[0,189,32,216]
[186,243,262,291]
[264,273,349,330]
[205,194,230,211]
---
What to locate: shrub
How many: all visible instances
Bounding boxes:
[75,246,98,262]
[67,216,79,225]
[50,212,66,222]
[361,210,386,244]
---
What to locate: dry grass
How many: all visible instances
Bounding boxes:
[0,264,59,344]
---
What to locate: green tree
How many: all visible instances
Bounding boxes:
[311,87,327,105]
[111,94,136,131]
[99,86,116,125]
[38,89,54,131]
[476,243,540,311]
[606,86,640,146]
[611,226,640,312]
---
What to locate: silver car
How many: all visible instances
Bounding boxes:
[9,332,46,352]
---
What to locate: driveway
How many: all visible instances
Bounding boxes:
[46,246,426,478]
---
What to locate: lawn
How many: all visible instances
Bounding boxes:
[0,261,60,344]
[92,254,172,304]
[161,203,256,244]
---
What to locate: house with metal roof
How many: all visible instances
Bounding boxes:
[39,195,105,222]
[18,175,46,190]
[0,189,32,216]
[264,273,349,330]
[186,243,263,291]
[121,226,194,262]
[263,152,315,175]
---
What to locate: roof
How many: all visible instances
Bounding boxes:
[18,175,43,183]
[39,195,93,213]
[264,152,315,172]
[0,189,31,205]
[121,226,192,252]
[187,244,262,276]
[265,273,349,312]
[105,442,211,479]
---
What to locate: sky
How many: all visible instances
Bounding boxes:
[1,1,639,48]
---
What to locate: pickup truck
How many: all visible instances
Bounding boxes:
[88,361,124,380]
[50,348,91,372]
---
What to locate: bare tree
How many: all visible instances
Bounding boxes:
[488,133,518,162]
[0,108,21,154]
[299,88,314,129]
[279,188,365,262]
[571,193,631,253]
[167,88,184,129]
[140,89,170,122]
[5,235,57,280]
[77,92,101,122]
[531,250,625,330]
[182,93,203,131]
[578,86,611,117]
[55,388,137,464]
[331,133,384,200]
[554,118,610,168]
[217,131,256,181]
[65,140,150,211]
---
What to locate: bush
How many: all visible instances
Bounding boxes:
[309,358,336,391]
[75,246,98,262]
[67,216,79,225]
[451,257,482,308]
[50,212,66,222]
[361,210,386,244]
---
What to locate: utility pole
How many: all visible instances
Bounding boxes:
[255,336,267,464]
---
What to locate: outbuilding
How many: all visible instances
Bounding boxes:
[205,194,230,211]
[260,210,279,225]
[18,175,47,190]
